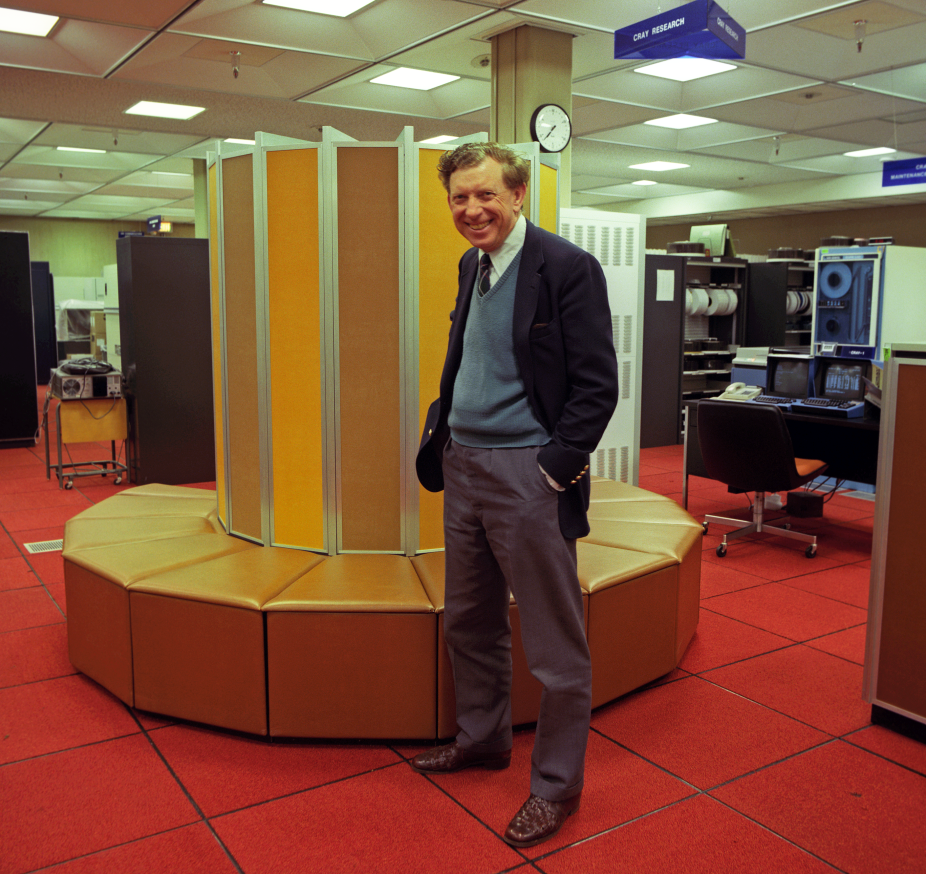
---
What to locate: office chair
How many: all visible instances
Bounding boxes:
[697,399,829,558]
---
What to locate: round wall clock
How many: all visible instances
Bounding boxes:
[529,103,572,153]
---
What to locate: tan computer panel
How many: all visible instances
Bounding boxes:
[221,153,262,542]
[417,148,468,551]
[265,148,325,551]
[208,163,227,527]
[337,147,402,552]
[874,360,926,718]
[538,162,558,234]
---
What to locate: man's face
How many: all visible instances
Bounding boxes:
[447,158,526,253]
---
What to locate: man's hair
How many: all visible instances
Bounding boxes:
[436,142,530,193]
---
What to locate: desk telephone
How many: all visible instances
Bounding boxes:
[718,382,762,401]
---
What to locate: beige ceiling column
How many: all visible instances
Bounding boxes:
[490,24,573,208]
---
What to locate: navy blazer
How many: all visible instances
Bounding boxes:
[417,220,618,539]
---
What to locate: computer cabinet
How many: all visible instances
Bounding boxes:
[746,259,814,348]
[117,236,215,485]
[641,254,747,447]
[0,231,38,445]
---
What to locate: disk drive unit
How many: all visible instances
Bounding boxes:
[813,245,926,362]
[50,366,123,400]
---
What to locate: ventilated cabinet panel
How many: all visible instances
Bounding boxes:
[337,147,402,551]
[222,154,262,541]
[266,148,325,550]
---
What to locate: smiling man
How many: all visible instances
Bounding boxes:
[413,142,619,848]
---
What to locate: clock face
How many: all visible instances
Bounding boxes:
[530,104,571,153]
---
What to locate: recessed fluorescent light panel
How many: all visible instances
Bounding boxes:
[635,57,736,82]
[225,138,256,144]
[844,147,896,157]
[262,0,374,16]
[629,161,690,171]
[632,180,658,186]
[56,146,106,154]
[645,114,717,130]
[421,136,459,144]
[0,7,58,37]
[370,68,459,91]
[125,101,205,120]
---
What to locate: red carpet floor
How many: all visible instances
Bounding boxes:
[3,407,926,873]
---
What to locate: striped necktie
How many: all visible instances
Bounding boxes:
[478,252,492,297]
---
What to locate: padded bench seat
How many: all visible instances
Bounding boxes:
[63,480,702,739]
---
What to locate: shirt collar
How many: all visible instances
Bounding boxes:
[480,214,526,284]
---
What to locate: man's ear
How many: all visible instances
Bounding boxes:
[513,184,527,211]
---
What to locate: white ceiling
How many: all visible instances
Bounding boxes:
[0,0,924,226]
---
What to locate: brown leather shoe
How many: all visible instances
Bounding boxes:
[411,741,511,774]
[503,793,581,848]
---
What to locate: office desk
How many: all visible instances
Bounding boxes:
[682,400,880,508]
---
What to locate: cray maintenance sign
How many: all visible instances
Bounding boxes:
[614,0,746,60]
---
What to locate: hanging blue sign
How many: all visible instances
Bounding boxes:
[147,215,162,232]
[614,0,746,60]
[882,157,926,188]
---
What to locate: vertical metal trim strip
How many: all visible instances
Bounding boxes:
[254,134,272,546]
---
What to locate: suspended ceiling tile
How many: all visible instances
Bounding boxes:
[842,62,926,103]
[695,135,859,164]
[587,120,783,152]
[14,145,164,172]
[93,182,193,200]
[302,68,489,119]
[0,163,129,185]
[0,19,152,77]
[790,1,926,39]
[0,176,97,196]
[33,123,207,156]
[0,201,61,215]
[0,118,49,143]
[16,0,206,29]
[111,33,368,100]
[777,148,922,176]
[170,0,498,62]
[580,182,712,200]
[576,64,822,114]
[745,19,926,83]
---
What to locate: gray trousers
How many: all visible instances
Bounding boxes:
[442,439,591,802]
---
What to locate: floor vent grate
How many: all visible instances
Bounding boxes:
[24,539,64,554]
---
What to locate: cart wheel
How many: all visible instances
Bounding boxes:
[782,522,791,530]
[716,543,727,557]
[115,476,122,485]
[805,544,817,558]
[702,522,709,535]
[64,479,73,490]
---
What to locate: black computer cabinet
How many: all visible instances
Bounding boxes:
[641,254,747,447]
[0,231,38,445]
[117,236,215,485]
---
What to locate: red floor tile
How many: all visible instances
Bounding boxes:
[782,562,871,608]
[538,794,834,874]
[0,674,140,764]
[678,608,792,674]
[148,724,404,817]
[0,503,85,532]
[0,554,36,592]
[703,582,867,641]
[847,725,926,777]
[428,730,695,859]
[212,763,523,874]
[805,624,867,665]
[40,823,239,874]
[701,538,842,581]
[0,585,64,632]
[592,675,827,789]
[704,644,871,737]
[699,558,770,599]
[0,624,76,688]
[711,740,926,874]
[1,734,200,872]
